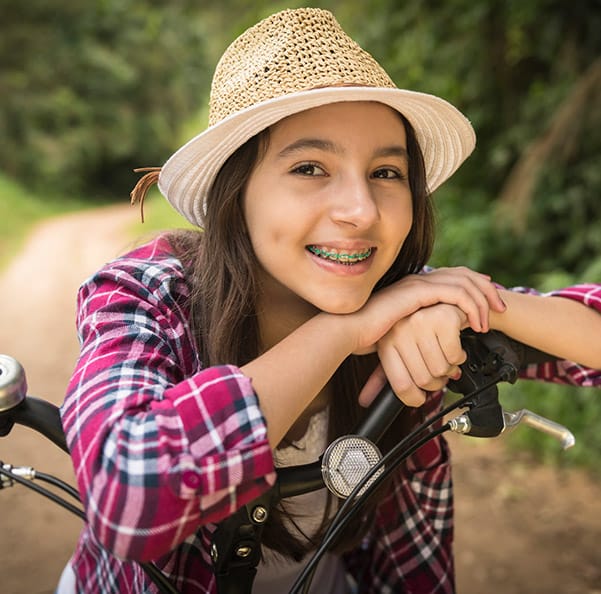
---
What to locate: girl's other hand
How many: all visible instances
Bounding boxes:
[359,303,467,407]
[351,266,505,356]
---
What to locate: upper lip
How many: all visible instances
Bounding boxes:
[306,241,376,251]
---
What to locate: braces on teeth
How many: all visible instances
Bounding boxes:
[308,246,372,263]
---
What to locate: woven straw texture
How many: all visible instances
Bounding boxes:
[209,8,395,126]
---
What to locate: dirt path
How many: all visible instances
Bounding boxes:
[1,206,600,594]
[0,205,138,594]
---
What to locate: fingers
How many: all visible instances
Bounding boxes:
[353,266,504,359]
[358,364,388,407]
[377,340,427,407]
[374,305,467,407]
[430,269,502,331]
[407,267,506,332]
[435,320,467,369]
[358,342,453,410]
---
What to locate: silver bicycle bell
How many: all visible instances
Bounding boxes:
[0,355,27,413]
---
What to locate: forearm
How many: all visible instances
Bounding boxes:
[490,289,601,369]
[64,351,276,560]
[241,312,353,448]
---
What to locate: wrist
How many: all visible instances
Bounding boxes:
[315,310,361,356]
[488,289,511,331]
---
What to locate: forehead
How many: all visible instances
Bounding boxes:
[269,101,407,145]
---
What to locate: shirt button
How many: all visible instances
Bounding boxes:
[182,470,201,489]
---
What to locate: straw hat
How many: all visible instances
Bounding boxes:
[154,7,476,227]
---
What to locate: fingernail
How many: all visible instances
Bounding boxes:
[450,369,462,380]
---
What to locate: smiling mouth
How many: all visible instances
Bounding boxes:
[307,245,374,264]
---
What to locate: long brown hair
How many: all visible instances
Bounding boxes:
[168,112,435,560]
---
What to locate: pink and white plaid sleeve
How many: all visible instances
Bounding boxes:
[512,283,601,386]
[61,238,275,562]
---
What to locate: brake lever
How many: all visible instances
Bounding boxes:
[502,409,575,450]
[447,330,576,449]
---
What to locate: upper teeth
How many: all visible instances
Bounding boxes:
[308,246,372,263]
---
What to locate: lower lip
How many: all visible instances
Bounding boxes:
[306,249,375,276]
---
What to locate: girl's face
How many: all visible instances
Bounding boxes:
[244,101,413,320]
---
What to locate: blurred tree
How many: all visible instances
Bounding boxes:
[0,0,210,197]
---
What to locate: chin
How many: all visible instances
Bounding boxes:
[315,296,369,315]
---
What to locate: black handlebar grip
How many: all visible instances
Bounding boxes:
[354,383,405,444]
[479,331,558,368]
[12,397,69,454]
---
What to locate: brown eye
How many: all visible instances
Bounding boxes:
[292,163,326,176]
[372,168,403,179]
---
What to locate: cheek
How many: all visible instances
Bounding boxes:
[389,202,414,249]
[248,194,307,243]
[245,205,292,261]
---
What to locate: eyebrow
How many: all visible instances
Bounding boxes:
[277,138,409,161]
[277,138,341,158]
[373,145,409,161]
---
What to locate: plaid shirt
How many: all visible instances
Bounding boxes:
[61,236,601,593]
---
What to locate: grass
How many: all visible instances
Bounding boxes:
[0,173,98,267]
[0,173,194,270]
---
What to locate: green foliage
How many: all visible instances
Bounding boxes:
[498,381,601,479]
[1,0,209,198]
[0,172,92,267]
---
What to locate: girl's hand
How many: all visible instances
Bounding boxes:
[351,266,505,356]
[358,303,468,407]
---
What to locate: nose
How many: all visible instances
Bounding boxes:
[329,175,379,229]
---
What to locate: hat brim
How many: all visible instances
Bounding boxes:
[158,86,476,227]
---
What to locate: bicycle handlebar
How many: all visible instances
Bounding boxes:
[0,331,571,594]
[1,396,69,453]
[278,329,559,499]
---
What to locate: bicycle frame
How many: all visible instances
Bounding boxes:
[0,331,574,594]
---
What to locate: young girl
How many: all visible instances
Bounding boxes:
[59,8,601,594]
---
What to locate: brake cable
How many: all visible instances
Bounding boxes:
[288,369,510,594]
